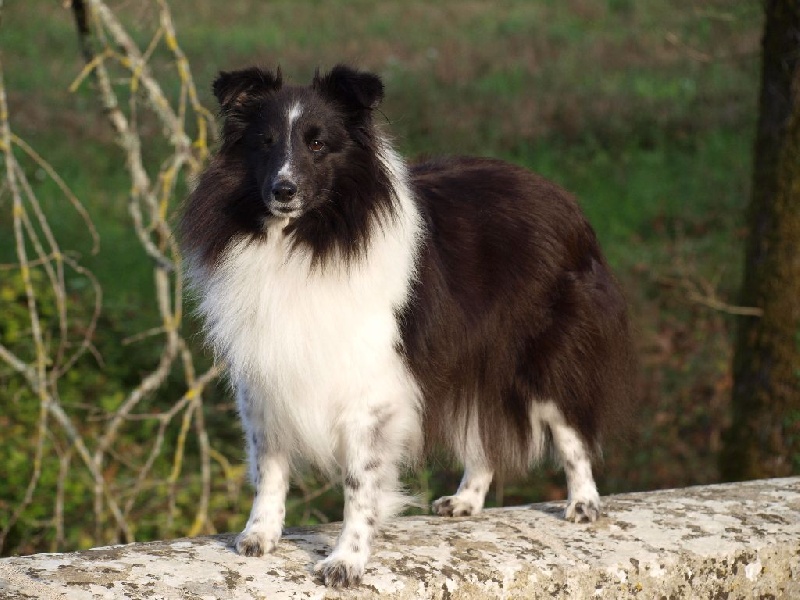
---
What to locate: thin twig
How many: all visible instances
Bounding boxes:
[3,0,226,554]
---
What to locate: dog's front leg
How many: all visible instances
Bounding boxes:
[315,406,400,587]
[234,385,290,556]
[235,449,290,556]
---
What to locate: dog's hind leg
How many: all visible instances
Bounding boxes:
[432,409,493,517]
[549,417,601,523]
[432,465,494,517]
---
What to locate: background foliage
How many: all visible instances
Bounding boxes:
[1,0,762,556]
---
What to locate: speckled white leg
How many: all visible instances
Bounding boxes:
[551,422,601,523]
[432,467,494,517]
[235,452,290,556]
[313,466,376,588]
[315,404,413,588]
[234,386,290,557]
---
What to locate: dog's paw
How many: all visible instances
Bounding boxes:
[314,554,365,588]
[234,529,280,557]
[564,494,601,523]
[432,495,479,517]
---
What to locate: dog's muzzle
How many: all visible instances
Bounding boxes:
[266,178,302,217]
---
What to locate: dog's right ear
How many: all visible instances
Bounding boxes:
[212,67,283,112]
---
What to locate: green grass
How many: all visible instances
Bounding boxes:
[519,128,753,272]
[0,0,763,554]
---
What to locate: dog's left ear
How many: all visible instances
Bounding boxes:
[313,65,384,112]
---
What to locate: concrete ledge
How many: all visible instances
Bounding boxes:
[2,478,799,599]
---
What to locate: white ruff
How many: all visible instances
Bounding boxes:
[194,145,424,474]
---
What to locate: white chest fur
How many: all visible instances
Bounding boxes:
[194,176,423,470]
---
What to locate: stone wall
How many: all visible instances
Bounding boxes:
[2,477,799,599]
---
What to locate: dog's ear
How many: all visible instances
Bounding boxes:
[313,65,384,112]
[213,67,283,112]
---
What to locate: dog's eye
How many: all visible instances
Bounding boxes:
[308,140,325,153]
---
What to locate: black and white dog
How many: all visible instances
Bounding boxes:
[180,65,634,587]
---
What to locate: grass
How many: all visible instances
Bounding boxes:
[0,0,763,553]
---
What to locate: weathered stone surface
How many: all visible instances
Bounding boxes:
[1,478,799,599]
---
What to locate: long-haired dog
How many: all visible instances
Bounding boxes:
[180,65,634,587]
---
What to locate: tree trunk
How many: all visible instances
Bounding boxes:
[721,0,800,480]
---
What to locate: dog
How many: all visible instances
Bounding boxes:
[179,65,634,588]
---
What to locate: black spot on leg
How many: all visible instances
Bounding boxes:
[366,516,376,527]
[364,459,381,471]
[345,474,361,490]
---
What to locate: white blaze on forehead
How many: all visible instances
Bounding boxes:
[277,102,303,179]
[287,102,302,125]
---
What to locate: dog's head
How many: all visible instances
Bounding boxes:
[212,65,385,221]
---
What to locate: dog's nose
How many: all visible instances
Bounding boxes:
[271,180,297,203]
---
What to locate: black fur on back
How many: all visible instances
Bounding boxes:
[402,157,634,474]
